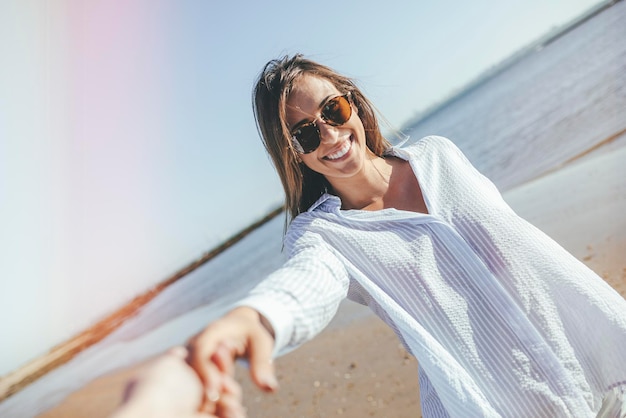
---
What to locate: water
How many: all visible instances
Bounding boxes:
[403,0,626,191]
[2,2,626,416]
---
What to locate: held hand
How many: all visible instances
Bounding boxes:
[110,346,244,418]
[186,307,278,407]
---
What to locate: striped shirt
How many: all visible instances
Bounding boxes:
[237,136,626,417]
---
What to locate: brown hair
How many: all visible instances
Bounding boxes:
[252,54,392,223]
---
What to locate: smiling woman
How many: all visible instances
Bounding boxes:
[252,56,393,219]
[183,54,626,418]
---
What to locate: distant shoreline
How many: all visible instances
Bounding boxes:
[0,205,284,402]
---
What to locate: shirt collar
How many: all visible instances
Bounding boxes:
[307,193,341,213]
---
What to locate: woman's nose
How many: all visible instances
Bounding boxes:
[317,120,339,144]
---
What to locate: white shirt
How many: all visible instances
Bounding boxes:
[237,136,626,417]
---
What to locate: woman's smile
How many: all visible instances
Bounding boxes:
[323,136,353,161]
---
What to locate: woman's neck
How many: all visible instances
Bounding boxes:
[330,155,394,211]
[330,155,428,214]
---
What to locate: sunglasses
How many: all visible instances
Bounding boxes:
[290,93,353,154]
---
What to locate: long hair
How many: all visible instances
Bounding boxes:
[252,54,392,223]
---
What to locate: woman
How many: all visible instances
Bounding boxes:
[187,54,626,417]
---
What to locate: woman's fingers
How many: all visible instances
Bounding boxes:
[247,325,278,392]
[215,375,246,418]
[198,363,246,418]
[215,394,246,418]
[211,342,237,377]
[187,328,230,406]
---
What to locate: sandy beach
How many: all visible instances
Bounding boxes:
[37,133,626,418]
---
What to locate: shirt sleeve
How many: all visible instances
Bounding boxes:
[233,225,350,357]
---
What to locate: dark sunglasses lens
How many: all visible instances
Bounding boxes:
[323,95,351,125]
[294,124,320,154]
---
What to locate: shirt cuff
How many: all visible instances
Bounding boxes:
[231,295,295,358]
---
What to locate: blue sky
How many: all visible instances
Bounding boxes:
[0,0,604,375]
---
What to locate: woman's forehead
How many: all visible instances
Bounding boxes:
[285,76,339,122]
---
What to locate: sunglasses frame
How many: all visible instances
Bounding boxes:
[290,92,353,154]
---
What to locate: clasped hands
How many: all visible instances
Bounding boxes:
[112,307,277,418]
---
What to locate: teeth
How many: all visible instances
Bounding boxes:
[326,140,351,160]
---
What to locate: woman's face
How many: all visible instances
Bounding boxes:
[285,75,371,184]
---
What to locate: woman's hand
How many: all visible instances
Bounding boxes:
[186,307,278,411]
[110,346,244,418]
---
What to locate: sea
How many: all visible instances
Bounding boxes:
[1,1,625,416]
